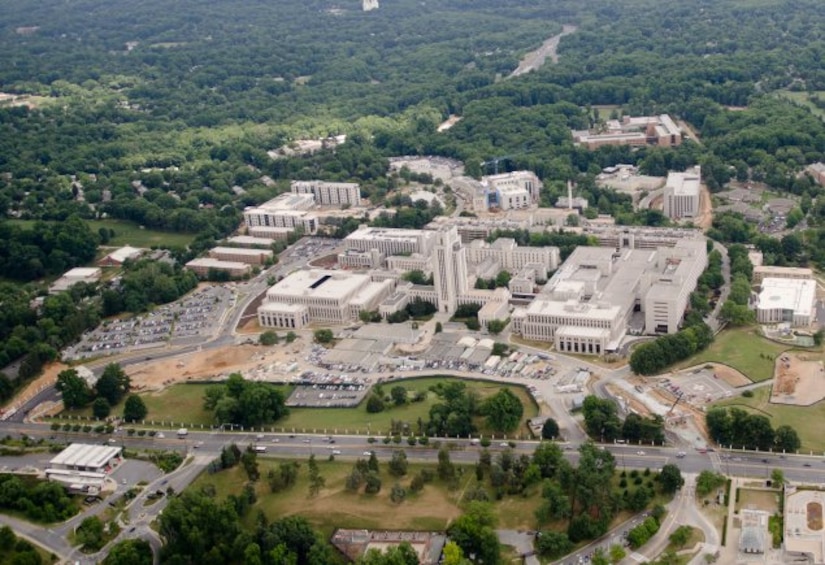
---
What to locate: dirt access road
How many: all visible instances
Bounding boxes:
[509,25,577,78]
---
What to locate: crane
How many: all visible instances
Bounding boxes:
[480,154,519,175]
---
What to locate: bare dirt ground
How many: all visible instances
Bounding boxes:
[711,363,751,388]
[125,344,300,390]
[771,352,825,405]
[693,185,714,231]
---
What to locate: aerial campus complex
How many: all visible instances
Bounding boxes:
[256,222,708,354]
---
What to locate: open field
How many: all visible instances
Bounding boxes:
[736,488,779,513]
[715,386,825,452]
[189,455,665,536]
[62,377,539,436]
[10,218,196,249]
[191,458,501,533]
[676,328,788,382]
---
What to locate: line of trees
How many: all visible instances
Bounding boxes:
[629,321,714,376]
[706,406,801,452]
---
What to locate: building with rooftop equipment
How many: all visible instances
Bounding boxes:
[49,267,102,294]
[511,238,707,354]
[583,225,705,249]
[290,180,361,208]
[425,215,532,243]
[663,166,701,219]
[572,114,683,150]
[243,193,319,235]
[341,226,436,264]
[257,269,394,328]
[755,278,816,326]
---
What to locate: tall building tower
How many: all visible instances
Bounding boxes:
[433,227,468,314]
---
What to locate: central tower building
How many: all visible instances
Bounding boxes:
[433,227,468,314]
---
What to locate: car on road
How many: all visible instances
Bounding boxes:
[271,438,280,443]
[363,451,373,456]
[156,433,165,439]
[332,450,342,455]
[804,463,812,467]
[637,451,646,455]
[499,442,509,448]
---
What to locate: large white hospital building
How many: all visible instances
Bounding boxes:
[511,238,707,354]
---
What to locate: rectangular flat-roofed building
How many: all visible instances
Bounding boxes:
[258,269,394,327]
[512,237,706,353]
[49,267,102,294]
[756,278,816,326]
[208,246,273,265]
[225,235,277,249]
[243,193,319,234]
[663,167,701,219]
[345,227,436,257]
[49,443,122,473]
[185,258,251,279]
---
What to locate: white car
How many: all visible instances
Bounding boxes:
[363,451,373,456]
[156,433,165,439]
[500,442,509,448]
[637,450,646,455]
[332,450,342,455]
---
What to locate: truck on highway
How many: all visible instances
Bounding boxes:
[177,428,188,438]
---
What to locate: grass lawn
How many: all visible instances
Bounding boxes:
[191,459,475,534]
[676,327,788,382]
[736,488,779,513]
[61,377,538,436]
[10,218,196,249]
[715,386,825,452]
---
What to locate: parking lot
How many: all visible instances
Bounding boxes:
[659,368,735,405]
[66,286,234,361]
[285,372,372,408]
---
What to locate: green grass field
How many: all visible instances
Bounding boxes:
[676,327,788,382]
[10,218,196,249]
[716,386,825,452]
[191,458,481,533]
[776,90,825,121]
[62,377,539,437]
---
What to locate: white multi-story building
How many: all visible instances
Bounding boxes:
[290,180,361,207]
[243,193,319,234]
[257,269,394,329]
[663,166,701,219]
[755,278,816,326]
[426,216,533,243]
[343,226,436,257]
[465,238,560,273]
[482,171,542,209]
[511,238,707,354]
[433,227,469,314]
